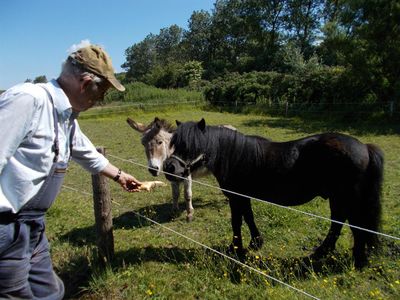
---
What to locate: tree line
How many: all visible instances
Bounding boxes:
[122,0,399,106]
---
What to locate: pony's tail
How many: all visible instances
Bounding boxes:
[362,144,384,250]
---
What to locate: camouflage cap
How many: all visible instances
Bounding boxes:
[70,45,125,91]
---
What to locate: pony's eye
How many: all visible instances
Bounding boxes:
[157,140,163,145]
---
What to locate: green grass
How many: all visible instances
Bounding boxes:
[48,105,400,299]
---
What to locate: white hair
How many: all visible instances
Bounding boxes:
[61,39,104,84]
[66,39,92,55]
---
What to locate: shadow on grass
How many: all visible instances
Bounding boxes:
[59,240,399,298]
[58,255,92,299]
[59,245,198,299]
[207,245,354,286]
[241,114,400,136]
[59,197,223,247]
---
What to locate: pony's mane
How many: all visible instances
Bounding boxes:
[171,122,270,173]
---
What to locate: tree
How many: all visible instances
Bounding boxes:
[155,25,184,64]
[122,34,157,81]
[183,10,213,63]
[33,75,47,83]
[319,0,400,103]
[283,0,325,57]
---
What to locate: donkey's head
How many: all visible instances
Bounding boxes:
[127,117,175,176]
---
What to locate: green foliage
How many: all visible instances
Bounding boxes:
[33,75,47,83]
[205,67,348,108]
[143,63,183,88]
[103,81,204,105]
[180,61,204,89]
[120,0,400,105]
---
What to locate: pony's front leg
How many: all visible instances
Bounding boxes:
[183,175,194,222]
[171,181,180,217]
[242,198,263,250]
[228,198,245,257]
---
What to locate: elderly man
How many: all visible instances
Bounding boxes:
[0,43,142,299]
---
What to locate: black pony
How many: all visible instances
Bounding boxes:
[164,119,384,269]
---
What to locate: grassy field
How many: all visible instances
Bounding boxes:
[48,104,400,299]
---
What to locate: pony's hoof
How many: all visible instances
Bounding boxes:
[249,236,264,250]
[171,208,180,218]
[353,253,369,270]
[311,245,332,260]
[186,214,193,222]
[228,244,247,259]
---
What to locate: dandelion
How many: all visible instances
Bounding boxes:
[369,288,382,298]
[146,289,153,296]
[395,280,400,285]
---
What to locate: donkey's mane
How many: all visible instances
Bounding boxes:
[149,118,175,133]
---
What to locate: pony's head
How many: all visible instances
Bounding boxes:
[163,118,208,181]
[127,117,174,176]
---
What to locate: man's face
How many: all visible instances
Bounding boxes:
[75,75,111,111]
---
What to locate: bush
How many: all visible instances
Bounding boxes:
[204,67,348,107]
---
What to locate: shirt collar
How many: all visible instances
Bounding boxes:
[44,79,72,117]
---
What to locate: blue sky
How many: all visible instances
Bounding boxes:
[0,0,216,90]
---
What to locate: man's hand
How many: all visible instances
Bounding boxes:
[120,172,142,192]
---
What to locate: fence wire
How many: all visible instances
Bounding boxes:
[62,183,320,300]
[109,154,400,242]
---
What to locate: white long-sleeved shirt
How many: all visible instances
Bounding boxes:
[0,79,109,213]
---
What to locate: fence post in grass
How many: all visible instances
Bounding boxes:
[285,101,289,117]
[389,101,394,117]
[92,146,114,266]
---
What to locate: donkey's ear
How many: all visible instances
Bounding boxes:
[127,118,147,133]
[176,120,182,126]
[198,118,206,131]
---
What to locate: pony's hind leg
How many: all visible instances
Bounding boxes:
[241,198,263,250]
[349,223,368,269]
[312,198,346,259]
[348,202,372,269]
[183,176,194,222]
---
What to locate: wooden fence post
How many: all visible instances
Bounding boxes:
[92,146,114,266]
[389,101,394,117]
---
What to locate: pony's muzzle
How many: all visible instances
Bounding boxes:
[163,158,185,182]
[148,166,159,176]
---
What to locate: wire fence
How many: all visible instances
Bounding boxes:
[210,100,399,117]
[62,182,321,300]
[61,150,400,299]
[109,154,400,243]
[79,99,400,119]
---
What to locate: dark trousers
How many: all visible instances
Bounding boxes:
[0,216,64,299]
